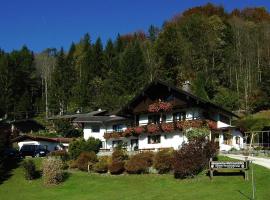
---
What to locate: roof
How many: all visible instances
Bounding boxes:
[73,115,128,123]
[116,79,239,118]
[48,110,108,120]
[11,135,74,144]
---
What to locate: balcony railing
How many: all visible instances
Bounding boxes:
[103,119,217,140]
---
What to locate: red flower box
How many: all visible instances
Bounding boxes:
[123,128,133,137]
[147,124,160,133]
[161,122,175,132]
[148,101,173,113]
[134,126,145,135]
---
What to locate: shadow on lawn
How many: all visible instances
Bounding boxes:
[0,157,21,185]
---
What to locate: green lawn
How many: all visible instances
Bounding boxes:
[0,157,270,200]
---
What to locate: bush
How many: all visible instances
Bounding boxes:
[111,149,128,161]
[48,150,69,162]
[154,149,173,174]
[109,160,125,175]
[42,157,64,185]
[22,159,36,180]
[108,149,127,175]
[125,152,153,174]
[172,138,217,179]
[93,156,109,173]
[69,137,102,159]
[76,151,98,171]
[68,160,78,169]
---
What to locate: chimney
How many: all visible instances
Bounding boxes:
[182,81,191,93]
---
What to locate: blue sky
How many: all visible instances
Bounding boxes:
[0,0,269,52]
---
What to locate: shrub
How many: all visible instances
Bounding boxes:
[204,141,219,160]
[48,150,69,162]
[22,159,36,180]
[154,149,173,174]
[112,149,128,161]
[68,160,78,169]
[69,137,102,159]
[76,151,98,171]
[109,160,125,175]
[109,149,127,175]
[42,157,64,185]
[93,156,109,173]
[125,152,153,174]
[172,138,217,179]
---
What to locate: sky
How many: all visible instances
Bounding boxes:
[0,0,270,52]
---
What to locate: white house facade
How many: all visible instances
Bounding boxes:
[74,80,244,152]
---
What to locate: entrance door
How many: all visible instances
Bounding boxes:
[131,139,139,151]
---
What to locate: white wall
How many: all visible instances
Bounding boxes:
[83,123,106,141]
[219,130,244,151]
[217,121,231,128]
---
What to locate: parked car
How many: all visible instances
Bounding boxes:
[19,145,49,158]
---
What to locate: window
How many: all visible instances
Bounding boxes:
[173,112,186,121]
[101,141,105,148]
[223,131,232,145]
[113,124,124,132]
[92,125,100,133]
[148,114,160,124]
[236,136,240,145]
[148,135,161,144]
[112,140,122,148]
[220,114,230,125]
[161,114,166,122]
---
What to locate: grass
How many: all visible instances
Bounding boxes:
[0,157,270,200]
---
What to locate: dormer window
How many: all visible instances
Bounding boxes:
[173,112,186,121]
[113,124,124,132]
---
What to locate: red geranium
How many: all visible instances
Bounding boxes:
[147,124,160,133]
[134,126,145,135]
[123,128,133,137]
[161,122,175,132]
[148,101,172,113]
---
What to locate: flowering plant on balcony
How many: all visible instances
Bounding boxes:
[148,100,173,113]
[123,128,134,137]
[161,122,175,132]
[176,120,204,130]
[134,126,145,135]
[147,124,160,133]
[205,120,217,130]
[103,131,123,140]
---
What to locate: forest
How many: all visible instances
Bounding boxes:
[1,3,270,121]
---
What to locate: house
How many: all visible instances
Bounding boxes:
[12,135,74,152]
[74,80,244,151]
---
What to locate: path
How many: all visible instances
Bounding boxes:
[225,154,270,169]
